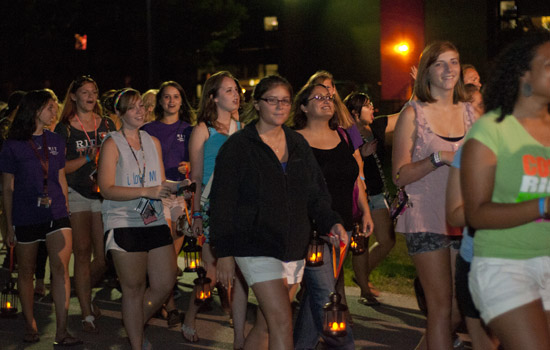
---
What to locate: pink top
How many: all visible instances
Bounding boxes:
[395,100,475,235]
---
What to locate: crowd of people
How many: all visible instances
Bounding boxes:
[0,30,549,350]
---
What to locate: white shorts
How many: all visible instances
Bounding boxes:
[235,256,305,286]
[161,195,187,223]
[68,187,102,213]
[469,256,550,324]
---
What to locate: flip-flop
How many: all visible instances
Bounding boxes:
[180,323,199,343]
[53,335,83,347]
[23,332,40,343]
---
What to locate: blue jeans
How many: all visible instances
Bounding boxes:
[294,243,355,350]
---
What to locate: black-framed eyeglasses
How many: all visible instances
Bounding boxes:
[308,95,334,103]
[258,97,292,106]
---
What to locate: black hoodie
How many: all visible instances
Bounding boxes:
[209,121,342,261]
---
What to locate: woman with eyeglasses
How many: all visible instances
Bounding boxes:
[1,90,81,346]
[141,81,194,327]
[211,75,346,350]
[290,83,373,350]
[392,41,475,349]
[182,71,247,344]
[98,89,175,350]
[56,76,115,332]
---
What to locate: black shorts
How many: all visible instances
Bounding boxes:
[455,254,480,319]
[105,224,173,253]
[15,217,71,244]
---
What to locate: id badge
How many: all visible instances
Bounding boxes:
[37,195,51,208]
[135,198,158,225]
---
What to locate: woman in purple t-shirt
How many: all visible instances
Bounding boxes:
[141,81,194,326]
[0,90,81,346]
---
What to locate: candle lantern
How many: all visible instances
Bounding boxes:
[350,222,366,256]
[323,292,348,337]
[1,247,18,318]
[183,236,202,272]
[193,267,212,305]
[306,229,324,267]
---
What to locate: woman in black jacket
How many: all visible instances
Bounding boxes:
[210,75,347,350]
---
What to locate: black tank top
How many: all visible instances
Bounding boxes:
[311,131,358,230]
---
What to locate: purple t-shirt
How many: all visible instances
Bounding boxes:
[142,120,192,181]
[347,124,364,150]
[0,130,68,226]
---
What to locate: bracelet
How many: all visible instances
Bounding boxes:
[192,212,202,219]
[539,197,545,217]
[430,152,444,168]
[85,154,91,163]
[360,176,365,181]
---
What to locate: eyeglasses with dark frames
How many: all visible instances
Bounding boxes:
[258,97,292,106]
[308,95,334,103]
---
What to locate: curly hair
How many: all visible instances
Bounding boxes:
[289,84,339,130]
[483,31,550,122]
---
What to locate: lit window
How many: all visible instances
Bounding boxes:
[264,17,278,31]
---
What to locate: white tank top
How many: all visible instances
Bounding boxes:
[102,130,166,231]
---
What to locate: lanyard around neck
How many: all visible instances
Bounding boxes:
[28,133,49,194]
[121,130,146,187]
[74,114,98,149]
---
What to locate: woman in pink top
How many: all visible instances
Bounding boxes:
[392,41,475,349]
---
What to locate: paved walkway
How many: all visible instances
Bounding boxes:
[0,257,469,349]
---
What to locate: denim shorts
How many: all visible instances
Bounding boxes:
[469,256,550,324]
[368,193,389,211]
[404,232,461,256]
[235,256,305,286]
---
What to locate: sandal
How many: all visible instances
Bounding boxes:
[166,309,180,328]
[82,315,98,333]
[53,335,83,347]
[23,332,40,343]
[91,301,102,320]
[181,323,199,342]
[358,294,380,306]
[368,281,381,297]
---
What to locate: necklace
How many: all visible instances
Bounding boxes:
[259,132,284,154]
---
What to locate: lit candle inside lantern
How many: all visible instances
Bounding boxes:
[5,302,11,309]
[351,241,357,249]
[190,260,196,269]
[329,322,346,331]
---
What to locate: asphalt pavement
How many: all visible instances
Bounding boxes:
[0,256,470,350]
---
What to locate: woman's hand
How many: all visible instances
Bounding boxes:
[362,212,374,237]
[191,216,203,237]
[326,223,349,247]
[6,226,16,247]
[360,139,378,157]
[440,151,456,166]
[216,256,235,289]
[178,161,190,176]
[144,183,171,199]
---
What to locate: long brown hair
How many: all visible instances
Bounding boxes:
[59,75,101,124]
[307,70,355,128]
[414,41,466,104]
[196,71,242,128]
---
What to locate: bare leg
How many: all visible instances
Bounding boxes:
[143,244,176,322]
[182,243,216,342]
[163,219,182,318]
[465,317,498,350]
[352,246,370,297]
[16,242,39,335]
[367,208,395,274]
[89,212,107,288]
[46,228,74,341]
[245,279,294,350]
[70,211,94,318]
[232,266,249,349]
[112,250,148,350]
[488,299,550,350]
[412,248,453,350]
[449,248,462,332]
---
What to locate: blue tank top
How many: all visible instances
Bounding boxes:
[202,122,241,185]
